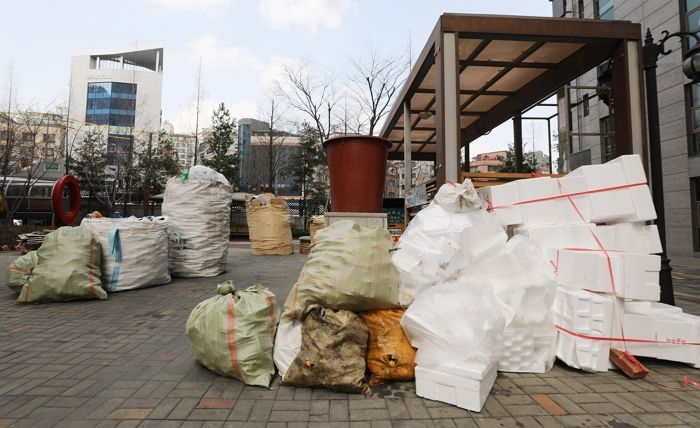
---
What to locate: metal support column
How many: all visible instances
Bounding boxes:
[513,113,524,172]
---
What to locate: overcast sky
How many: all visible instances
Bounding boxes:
[0,0,556,156]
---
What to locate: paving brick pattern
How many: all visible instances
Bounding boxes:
[1,243,700,427]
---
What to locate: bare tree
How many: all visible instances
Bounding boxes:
[281,61,338,141]
[250,89,290,194]
[0,107,63,225]
[193,58,203,166]
[347,47,407,135]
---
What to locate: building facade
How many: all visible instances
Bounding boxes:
[68,46,163,152]
[552,0,698,257]
[237,118,300,196]
[470,150,508,173]
[0,112,67,173]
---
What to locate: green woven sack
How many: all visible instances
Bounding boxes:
[18,226,106,303]
[282,220,400,321]
[6,251,38,292]
[186,281,279,387]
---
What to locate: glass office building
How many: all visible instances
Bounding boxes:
[85,82,137,152]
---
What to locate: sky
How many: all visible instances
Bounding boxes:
[0,0,556,156]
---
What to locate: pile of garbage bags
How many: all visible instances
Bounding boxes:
[5,165,236,303]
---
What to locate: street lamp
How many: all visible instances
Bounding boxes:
[643,29,700,305]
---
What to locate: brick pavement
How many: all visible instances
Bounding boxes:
[1,243,700,427]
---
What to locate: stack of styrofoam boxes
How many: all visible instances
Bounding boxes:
[415,360,497,412]
[479,155,700,371]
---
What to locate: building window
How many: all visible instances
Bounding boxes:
[577,0,584,18]
[85,82,137,129]
[594,0,614,20]
[600,115,615,162]
[583,94,590,116]
[43,133,55,143]
[22,132,33,142]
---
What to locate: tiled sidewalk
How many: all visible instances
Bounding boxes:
[1,245,700,428]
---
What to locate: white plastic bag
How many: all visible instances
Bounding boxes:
[273,320,302,378]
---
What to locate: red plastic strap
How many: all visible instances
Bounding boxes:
[683,376,700,387]
[555,324,700,346]
[486,181,648,211]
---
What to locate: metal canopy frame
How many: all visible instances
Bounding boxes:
[380,13,646,187]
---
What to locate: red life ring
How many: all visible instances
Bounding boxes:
[52,176,81,225]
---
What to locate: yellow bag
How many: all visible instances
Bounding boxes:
[359,309,416,386]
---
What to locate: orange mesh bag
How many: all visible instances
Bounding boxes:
[360,309,417,386]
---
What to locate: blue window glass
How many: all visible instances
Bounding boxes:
[596,0,614,20]
[85,82,137,129]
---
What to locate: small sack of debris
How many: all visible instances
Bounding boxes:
[359,309,417,386]
[283,308,371,395]
[5,251,38,293]
[282,221,400,321]
[18,226,106,303]
[186,281,279,387]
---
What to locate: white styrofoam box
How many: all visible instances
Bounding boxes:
[607,155,657,222]
[478,182,522,226]
[514,223,597,250]
[415,360,497,412]
[497,323,557,373]
[553,286,613,372]
[595,223,662,254]
[566,163,637,223]
[516,177,591,226]
[556,250,660,300]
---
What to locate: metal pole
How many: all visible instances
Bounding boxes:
[513,113,524,172]
[547,118,553,174]
[643,29,674,305]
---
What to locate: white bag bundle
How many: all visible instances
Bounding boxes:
[81,217,170,291]
[273,320,302,378]
[162,167,234,277]
[392,180,507,305]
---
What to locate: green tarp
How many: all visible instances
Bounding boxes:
[282,220,400,321]
[6,251,37,292]
[186,281,279,387]
[18,226,106,303]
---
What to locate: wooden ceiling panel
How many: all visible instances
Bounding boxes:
[411,92,434,110]
[475,40,536,62]
[460,115,478,128]
[413,143,435,154]
[389,130,403,141]
[489,67,547,91]
[411,130,435,141]
[458,38,484,60]
[417,114,436,128]
[464,95,507,112]
[418,64,436,90]
[522,42,585,64]
[460,66,503,91]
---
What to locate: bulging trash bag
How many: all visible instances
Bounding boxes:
[188,165,230,185]
[5,251,38,292]
[283,308,371,395]
[162,166,233,277]
[246,194,293,255]
[359,309,417,386]
[282,220,400,321]
[273,320,302,378]
[392,180,507,306]
[81,217,170,291]
[18,226,106,303]
[186,281,279,387]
